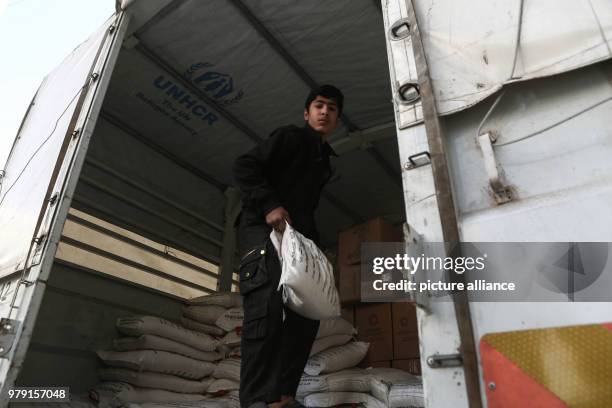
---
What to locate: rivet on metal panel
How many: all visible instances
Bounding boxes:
[404,151,431,170]
[47,193,59,206]
[0,318,19,358]
[71,129,81,139]
[389,17,411,41]
[33,234,46,246]
[91,72,100,81]
[397,81,420,105]
[488,382,496,391]
[108,25,116,34]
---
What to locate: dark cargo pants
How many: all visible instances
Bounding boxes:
[238,225,320,407]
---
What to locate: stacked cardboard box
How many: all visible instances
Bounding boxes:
[338,217,400,304]
[337,218,421,375]
[348,302,420,374]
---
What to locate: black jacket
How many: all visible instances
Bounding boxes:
[233,124,337,244]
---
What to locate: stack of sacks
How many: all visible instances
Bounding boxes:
[298,317,425,407]
[369,368,424,408]
[298,317,371,406]
[93,315,223,404]
[181,293,244,397]
[182,292,244,358]
[301,367,424,407]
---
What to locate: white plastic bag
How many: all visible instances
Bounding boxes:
[270,222,340,320]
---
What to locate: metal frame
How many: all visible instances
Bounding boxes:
[405,1,482,406]
[59,236,214,293]
[79,175,223,248]
[0,12,130,403]
[227,0,402,185]
[72,195,222,265]
[217,187,241,291]
[66,213,221,281]
[130,42,363,223]
[100,110,227,192]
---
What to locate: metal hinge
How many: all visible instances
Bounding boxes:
[402,223,430,312]
[403,151,431,171]
[33,233,46,246]
[478,132,513,204]
[47,193,59,206]
[0,318,20,358]
[427,353,463,368]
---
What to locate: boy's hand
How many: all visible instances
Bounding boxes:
[266,207,292,232]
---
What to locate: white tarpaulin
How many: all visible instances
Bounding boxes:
[73,0,404,253]
[0,18,115,277]
[387,0,612,116]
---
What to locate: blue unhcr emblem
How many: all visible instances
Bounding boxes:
[184,62,244,106]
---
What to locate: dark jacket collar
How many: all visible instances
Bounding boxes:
[303,124,339,157]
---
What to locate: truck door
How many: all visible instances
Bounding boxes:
[0,12,129,398]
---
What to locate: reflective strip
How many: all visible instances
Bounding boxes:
[481,323,612,407]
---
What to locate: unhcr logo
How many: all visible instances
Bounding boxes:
[184,62,244,107]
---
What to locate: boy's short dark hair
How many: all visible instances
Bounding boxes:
[305,85,344,115]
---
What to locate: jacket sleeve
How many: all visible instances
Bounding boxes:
[233,127,298,216]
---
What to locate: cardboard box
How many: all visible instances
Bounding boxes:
[339,264,361,304]
[392,302,419,359]
[338,217,397,265]
[364,360,391,368]
[341,307,355,326]
[392,358,422,375]
[355,303,393,362]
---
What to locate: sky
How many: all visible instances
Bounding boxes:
[0,0,115,169]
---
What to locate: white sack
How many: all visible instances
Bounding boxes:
[220,330,241,348]
[369,368,424,408]
[97,350,215,380]
[215,308,244,332]
[310,334,353,357]
[270,223,340,320]
[182,305,227,325]
[297,368,369,397]
[132,400,228,408]
[93,382,207,404]
[98,368,212,394]
[212,358,241,382]
[116,316,219,352]
[113,335,222,362]
[304,342,369,376]
[304,392,386,408]
[180,317,226,337]
[188,292,242,308]
[316,317,356,339]
[207,379,240,395]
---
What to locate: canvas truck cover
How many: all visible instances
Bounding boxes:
[0,17,122,278]
[387,0,611,122]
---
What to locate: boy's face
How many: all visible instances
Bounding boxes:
[304,95,339,137]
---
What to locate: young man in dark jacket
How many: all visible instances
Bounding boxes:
[233,85,342,408]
